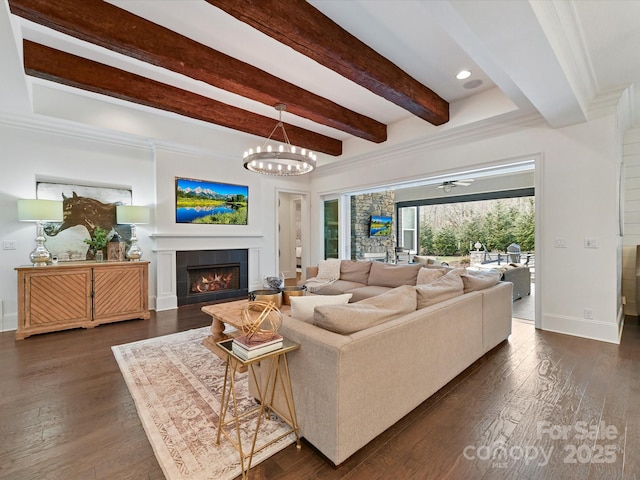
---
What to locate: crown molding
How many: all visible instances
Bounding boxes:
[315,111,544,177]
[0,110,234,159]
[0,110,154,150]
[589,86,629,119]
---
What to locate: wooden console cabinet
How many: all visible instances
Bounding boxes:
[16,261,150,339]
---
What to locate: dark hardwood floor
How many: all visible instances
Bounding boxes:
[1,307,639,479]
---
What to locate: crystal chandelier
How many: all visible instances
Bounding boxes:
[243,104,317,176]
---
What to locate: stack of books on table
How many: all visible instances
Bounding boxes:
[231,333,283,360]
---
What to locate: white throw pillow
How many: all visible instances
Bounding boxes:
[289,293,353,323]
[316,258,341,281]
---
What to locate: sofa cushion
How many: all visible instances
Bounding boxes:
[460,269,501,293]
[415,272,464,309]
[316,258,342,281]
[346,285,391,302]
[416,267,447,285]
[312,280,365,296]
[339,260,372,284]
[289,293,353,323]
[367,262,422,288]
[313,285,417,334]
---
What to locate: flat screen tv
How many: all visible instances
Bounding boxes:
[369,215,392,237]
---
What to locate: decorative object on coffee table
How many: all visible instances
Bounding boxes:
[200,299,292,370]
[263,273,285,290]
[282,285,307,305]
[240,300,283,341]
[248,289,283,308]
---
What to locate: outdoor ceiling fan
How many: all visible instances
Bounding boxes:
[438,179,474,193]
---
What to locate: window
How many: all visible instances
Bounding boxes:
[398,206,417,254]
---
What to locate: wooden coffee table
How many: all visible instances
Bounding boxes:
[201,299,291,369]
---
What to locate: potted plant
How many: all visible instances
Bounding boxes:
[84,226,109,261]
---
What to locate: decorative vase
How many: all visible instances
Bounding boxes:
[95,250,104,262]
[263,273,285,290]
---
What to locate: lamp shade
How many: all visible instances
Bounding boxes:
[116,205,150,224]
[17,199,63,222]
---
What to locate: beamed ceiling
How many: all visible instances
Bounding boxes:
[8,0,451,157]
[3,0,640,166]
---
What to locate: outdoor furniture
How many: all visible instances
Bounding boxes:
[502,266,531,301]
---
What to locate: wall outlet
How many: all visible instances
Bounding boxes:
[584,237,598,248]
[554,238,567,248]
[2,240,16,250]
[584,308,593,320]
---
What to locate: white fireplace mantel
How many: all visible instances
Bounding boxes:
[152,233,265,311]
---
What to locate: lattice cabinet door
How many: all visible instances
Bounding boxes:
[18,267,92,339]
[92,263,149,323]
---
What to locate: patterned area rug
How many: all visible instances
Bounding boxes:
[112,327,295,480]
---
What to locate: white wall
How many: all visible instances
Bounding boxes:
[0,117,154,331]
[0,114,307,330]
[310,112,622,343]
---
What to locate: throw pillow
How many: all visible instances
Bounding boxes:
[314,285,417,334]
[289,293,352,323]
[460,269,501,293]
[339,260,372,284]
[415,272,464,309]
[416,267,447,285]
[367,261,422,288]
[316,258,341,281]
[413,255,439,266]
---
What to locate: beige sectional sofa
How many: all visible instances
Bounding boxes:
[304,260,424,301]
[251,270,513,466]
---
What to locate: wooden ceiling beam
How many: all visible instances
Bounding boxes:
[9,0,386,143]
[207,0,450,126]
[23,41,342,156]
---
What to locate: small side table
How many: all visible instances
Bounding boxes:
[216,338,301,479]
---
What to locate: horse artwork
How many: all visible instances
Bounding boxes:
[36,182,133,261]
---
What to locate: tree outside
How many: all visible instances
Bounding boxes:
[417,197,534,255]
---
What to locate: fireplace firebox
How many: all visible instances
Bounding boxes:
[177,249,248,306]
[188,264,240,294]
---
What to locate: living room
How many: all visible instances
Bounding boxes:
[1,1,640,478]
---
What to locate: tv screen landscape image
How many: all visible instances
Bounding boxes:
[369,215,392,237]
[175,177,248,224]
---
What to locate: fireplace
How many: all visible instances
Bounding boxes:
[177,249,248,306]
[189,264,239,294]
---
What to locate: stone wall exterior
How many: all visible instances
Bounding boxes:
[350,191,395,260]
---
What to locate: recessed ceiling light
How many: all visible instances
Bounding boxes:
[456,70,471,80]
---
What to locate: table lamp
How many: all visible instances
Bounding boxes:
[17,199,64,266]
[116,205,150,261]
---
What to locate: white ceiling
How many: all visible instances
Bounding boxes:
[1,0,639,167]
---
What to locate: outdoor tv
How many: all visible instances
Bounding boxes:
[369,215,392,237]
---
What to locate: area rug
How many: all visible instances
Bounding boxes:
[112,327,295,480]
